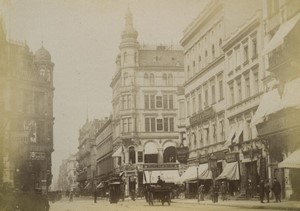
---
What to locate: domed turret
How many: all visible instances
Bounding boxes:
[35,46,51,62]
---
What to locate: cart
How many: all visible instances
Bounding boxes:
[147,185,172,206]
[108,177,122,204]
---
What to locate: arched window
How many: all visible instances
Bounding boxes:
[144,73,149,86]
[144,142,158,163]
[168,74,173,86]
[129,146,136,164]
[123,72,128,86]
[149,73,155,86]
[162,74,167,86]
[163,146,177,163]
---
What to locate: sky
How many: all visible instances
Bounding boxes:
[0,0,209,188]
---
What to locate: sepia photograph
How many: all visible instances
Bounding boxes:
[0,0,300,210]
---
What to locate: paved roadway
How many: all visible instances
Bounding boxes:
[49,197,287,211]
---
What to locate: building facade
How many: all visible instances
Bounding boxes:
[95,117,113,190]
[76,119,106,195]
[0,19,54,192]
[179,0,263,197]
[252,0,300,200]
[110,9,184,196]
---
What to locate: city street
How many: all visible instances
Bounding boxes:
[49,198,291,211]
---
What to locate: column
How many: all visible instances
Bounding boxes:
[158,148,163,164]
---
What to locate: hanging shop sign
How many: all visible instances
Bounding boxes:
[176,144,189,163]
[225,152,239,163]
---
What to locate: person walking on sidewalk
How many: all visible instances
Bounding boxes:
[259,179,265,203]
[197,184,205,202]
[93,188,98,203]
[220,181,227,201]
[272,178,281,202]
[265,179,271,203]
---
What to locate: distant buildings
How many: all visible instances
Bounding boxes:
[0,18,54,192]
[57,154,78,192]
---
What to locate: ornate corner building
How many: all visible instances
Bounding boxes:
[0,19,54,192]
[110,9,185,196]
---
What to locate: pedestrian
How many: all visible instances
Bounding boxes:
[93,188,98,203]
[272,178,281,202]
[197,184,204,202]
[69,190,73,202]
[258,179,265,203]
[246,179,253,199]
[213,185,219,203]
[220,181,227,201]
[265,179,271,203]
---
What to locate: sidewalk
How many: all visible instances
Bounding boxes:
[172,198,300,210]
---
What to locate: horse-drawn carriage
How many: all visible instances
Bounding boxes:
[146,185,172,206]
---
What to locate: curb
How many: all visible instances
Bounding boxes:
[171,200,300,211]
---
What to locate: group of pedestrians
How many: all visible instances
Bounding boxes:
[259,178,282,203]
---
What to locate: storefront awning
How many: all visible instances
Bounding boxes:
[224,128,236,147]
[180,163,211,183]
[144,142,158,154]
[278,149,300,169]
[263,13,300,54]
[216,162,240,180]
[251,78,300,126]
[112,146,123,157]
[143,170,180,184]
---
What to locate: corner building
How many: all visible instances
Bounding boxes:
[110,9,184,196]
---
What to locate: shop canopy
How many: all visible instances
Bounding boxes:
[262,13,300,55]
[251,78,300,126]
[180,163,212,183]
[278,149,300,169]
[112,146,123,157]
[216,162,240,180]
[143,170,180,184]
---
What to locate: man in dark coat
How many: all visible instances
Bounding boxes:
[259,179,265,203]
[265,179,271,203]
[272,178,281,202]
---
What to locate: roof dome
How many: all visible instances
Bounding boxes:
[35,46,51,61]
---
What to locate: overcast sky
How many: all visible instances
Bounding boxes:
[0,0,209,188]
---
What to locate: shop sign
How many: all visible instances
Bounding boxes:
[177,145,189,163]
[189,107,215,126]
[29,151,46,160]
[143,163,179,170]
[225,153,239,163]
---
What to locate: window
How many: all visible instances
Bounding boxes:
[229,82,235,105]
[198,56,201,69]
[212,45,215,59]
[253,71,259,94]
[168,74,173,86]
[212,123,216,143]
[179,102,185,119]
[162,74,167,86]
[129,147,136,164]
[187,66,190,79]
[198,93,202,111]
[169,95,173,109]
[243,45,249,64]
[127,95,131,109]
[138,151,143,162]
[187,99,190,116]
[245,75,250,98]
[123,52,127,64]
[156,96,162,108]
[157,119,163,131]
[252,37,257,58]
[163,95,168,109]
[163,118,168,132]
[150,73,155,86]
[235,49,240,67]
[219,79,224,100]
[169,118,174,132]
[144,73,149,86]
[150,118,155,132]
[219,38,222,46]
[219,120,224,141]
[190,96,195,114]
[145,118,150,132]
[150,95,155,109]
[123,72,128,86]
[246,120,252,140]
[128,118,132,132]
[144,95,149,109]
[204,89,208,107]
[211,85,216,104]
[237,79,242,102]
[205,50,208,66]
[193,60,195,73]
[228,54,233,71]
[122,119,128,132]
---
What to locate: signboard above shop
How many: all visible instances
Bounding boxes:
[29,151,46,160]
[189,107,216,126]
